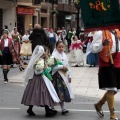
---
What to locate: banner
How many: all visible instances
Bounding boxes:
[17,7,34,15]
[80,0,120,32]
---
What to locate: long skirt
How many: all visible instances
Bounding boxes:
[69,49,84,66]
[52,72,71,102]
[87,52,98,65]
[21,74,54,107]
[98,66,120,92]
[14,41,20,58]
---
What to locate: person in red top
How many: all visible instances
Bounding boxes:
[90,30,120,120]
[0,30,18,84]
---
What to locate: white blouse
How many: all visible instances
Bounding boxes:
[90,31,120,53]
[4,39,8,47]
[52,51,72,78]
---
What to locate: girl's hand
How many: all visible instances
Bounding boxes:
[63,66,67,71]
[69,78,72,83]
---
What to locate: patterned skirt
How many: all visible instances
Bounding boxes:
[52,72,71,102]
[21,74,54,107]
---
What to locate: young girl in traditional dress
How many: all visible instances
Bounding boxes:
[0,29,17,84]
[21,30,31,60]
[85,32,98,67]
[69,36,84,67]
[11,27,27,71]
[21,45,60,117]
[51,41,74,115]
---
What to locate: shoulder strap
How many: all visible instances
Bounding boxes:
[109,30,119,59]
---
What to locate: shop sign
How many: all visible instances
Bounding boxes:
[80,0,120,32]
[17,7,34,15]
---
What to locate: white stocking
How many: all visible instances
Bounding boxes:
[60,102,64,111]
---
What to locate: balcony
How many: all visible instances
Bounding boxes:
[57,4,76,13]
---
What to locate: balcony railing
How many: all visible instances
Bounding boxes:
[17,0,58,4]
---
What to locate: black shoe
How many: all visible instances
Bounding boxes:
[62,109,69,115]
[49,109,58,114]
[45,110,57,117]
[27,109,36,116]
[94,104,104,117]
[110,118,120,120]
[11,65,13,68]
[24,62,28,66]
[75,65,79,67]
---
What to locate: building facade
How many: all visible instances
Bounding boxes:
[0,0,16,35]
[0,0,58,35]
[56,0,77,30]
[16,0,58,34]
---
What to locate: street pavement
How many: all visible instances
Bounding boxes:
[0,54,120,120]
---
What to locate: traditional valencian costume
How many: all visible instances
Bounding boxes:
[86,32,98,67]
[20,32,32,59]
[69,39,84,66]
[0,29,17,83]
[21,45,60,117]
[51,50,74,114]
[90,30,120,120]
[11,27,20,59]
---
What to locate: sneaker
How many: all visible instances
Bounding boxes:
[62,109,69,115]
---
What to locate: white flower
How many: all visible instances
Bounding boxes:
[47,56,56,67]
[35,59,44,71]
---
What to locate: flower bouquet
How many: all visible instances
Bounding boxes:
[47,56,68,74]
[34,59,45,75]
[34,59,53,81]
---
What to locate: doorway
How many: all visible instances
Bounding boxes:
[41,17,47,28]
[17,14,24,35]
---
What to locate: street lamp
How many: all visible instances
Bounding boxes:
[74,0,80,38]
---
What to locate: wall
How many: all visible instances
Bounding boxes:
[3,7,16,31]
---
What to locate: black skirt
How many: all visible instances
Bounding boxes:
[0,52,13,65]
[98,66,120,91]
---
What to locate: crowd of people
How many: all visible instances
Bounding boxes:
[0,23,120,120]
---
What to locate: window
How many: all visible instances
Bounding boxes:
[33,0,41,4]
